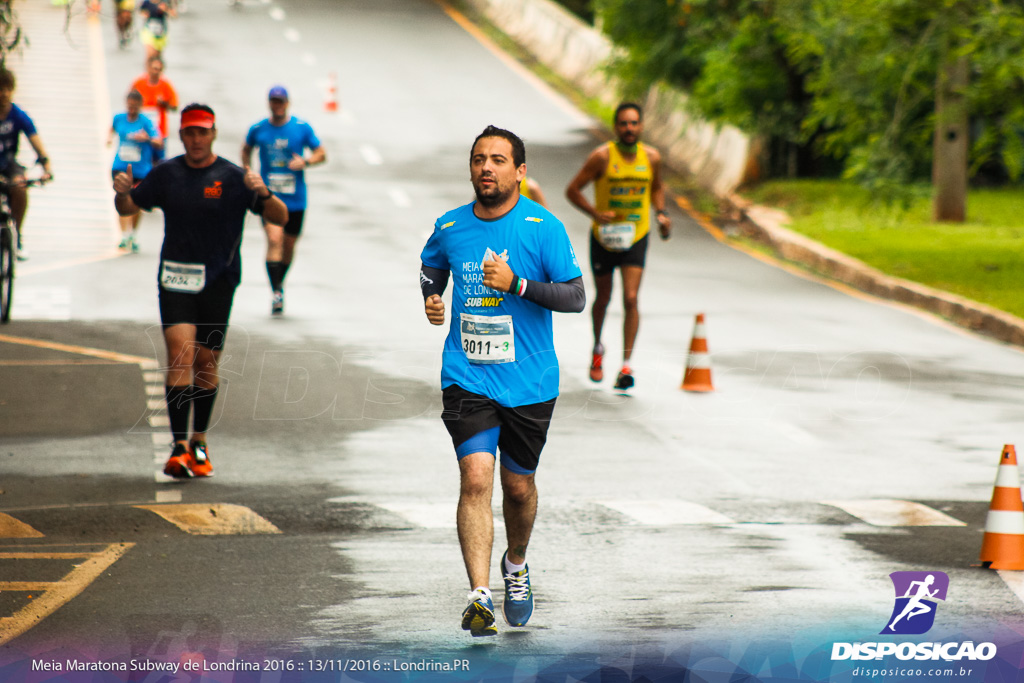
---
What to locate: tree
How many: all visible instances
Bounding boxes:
[597,0,1024,220]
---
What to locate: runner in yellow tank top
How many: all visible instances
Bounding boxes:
[566,102,672,391]
[519,176,547,207]
[592,142,652,246]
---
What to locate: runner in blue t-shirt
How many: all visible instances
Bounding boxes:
[107,89,160,252]
[241,85,326,315]
[420,126,584,638]
[0,68,53,261]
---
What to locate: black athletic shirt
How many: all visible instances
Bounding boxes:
[131,155,267,286]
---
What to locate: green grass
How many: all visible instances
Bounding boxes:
[743,179,1024,320]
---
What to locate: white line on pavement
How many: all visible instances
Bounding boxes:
[600,500,735,525]
[360,145,383,166]
[822,499,967,527]
[389,189,411,208]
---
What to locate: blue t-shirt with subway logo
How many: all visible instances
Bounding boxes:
[420,196,581,408]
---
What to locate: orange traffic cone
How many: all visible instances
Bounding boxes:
[324,73,339,113]
[979,444,1024,570]
[681,313,713,392]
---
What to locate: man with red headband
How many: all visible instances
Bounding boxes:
[113,103,287,479]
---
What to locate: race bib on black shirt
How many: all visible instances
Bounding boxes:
[131,156,265,286]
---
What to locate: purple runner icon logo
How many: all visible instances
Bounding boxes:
[881,571,949,635]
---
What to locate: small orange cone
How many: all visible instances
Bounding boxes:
[681,313,714,392]
[979,444,1024,570]
[324,73,339,113]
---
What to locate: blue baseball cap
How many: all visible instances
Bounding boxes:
[268,85,288,101]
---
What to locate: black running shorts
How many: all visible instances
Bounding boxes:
[590,232,649,277]
[158,274,237,351]
[441,383,556,474]
[266,209,305,237]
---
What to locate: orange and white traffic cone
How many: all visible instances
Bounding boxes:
[324,73,339,113]
[681,313,714,392]
[979,444,1024,570]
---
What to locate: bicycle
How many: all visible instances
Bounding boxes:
[0,175,47,323]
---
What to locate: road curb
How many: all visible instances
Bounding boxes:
[730,195,1024,347]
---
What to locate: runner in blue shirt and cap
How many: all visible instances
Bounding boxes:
[242,85,326,315]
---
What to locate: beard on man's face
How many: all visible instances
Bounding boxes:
[473,177,514,207]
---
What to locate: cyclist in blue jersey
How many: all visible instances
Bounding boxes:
[420,126,585,637]
[0,69,53,261]
[241,85,326,315]
[107,89,161,252]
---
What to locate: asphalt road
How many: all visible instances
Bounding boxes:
[2,0,1024,680]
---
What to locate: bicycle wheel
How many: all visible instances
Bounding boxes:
[0,223,14,323]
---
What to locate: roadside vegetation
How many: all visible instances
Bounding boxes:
[743,179,1024,319]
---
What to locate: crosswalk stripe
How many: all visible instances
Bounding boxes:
[375,502,455,529]
[600,500,735,525]
[822,499,967,527]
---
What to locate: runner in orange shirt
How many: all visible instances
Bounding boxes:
[131,55,178,162]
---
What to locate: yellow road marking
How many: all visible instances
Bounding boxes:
[0,543,134,646]
[136,504,282,536]
[0,552,97,559]
[0,333,152,365]
[0,582,52,591]
[0,359,124,366]
[0,513,44,538]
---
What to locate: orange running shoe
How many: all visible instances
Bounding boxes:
[163,442,193,479]
[589,343,605,382]
[189,440,214,478]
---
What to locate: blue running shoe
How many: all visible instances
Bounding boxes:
[461,589,497,637]
[501,550,533,627]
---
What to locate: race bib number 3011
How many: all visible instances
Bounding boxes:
[460,313,515,365]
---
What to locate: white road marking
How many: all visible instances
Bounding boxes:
[143,371,163,383]
[155,490,182,504]
[359,145,383,166]
[770,421,819,445]
[11,287,71,321]
[822,499,967,526]
[376,502,455,529]
[389,188,411,208]
[997,571,1024,607]
[145,384,163,396]
[146,399,164,410]
[148,415,170,428]
[600,500,735,525]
